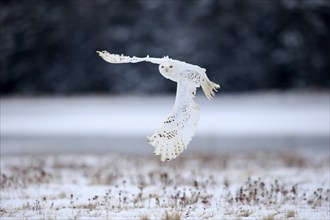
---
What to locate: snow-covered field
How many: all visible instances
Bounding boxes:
[1,93,329,219]
[2,92,329,155]
[1,151,329,219]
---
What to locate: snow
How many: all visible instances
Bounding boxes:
[1,152,329,219]
[1,93,329,137]
[1,92,329,219]
[1,92,329,155]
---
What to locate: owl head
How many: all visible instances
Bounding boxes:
[159,62,179,75]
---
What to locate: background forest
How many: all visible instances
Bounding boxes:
[1,0,329,95]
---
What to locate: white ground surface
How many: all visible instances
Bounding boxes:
[1,152,329,219]
[0,92,329,219]
[1,92,329,155]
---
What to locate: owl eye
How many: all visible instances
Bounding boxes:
[170,65,173,68]
[161,66,164,68]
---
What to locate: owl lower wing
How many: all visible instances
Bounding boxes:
[147,82,200,162]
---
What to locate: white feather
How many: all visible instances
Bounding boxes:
[147,81,200,162]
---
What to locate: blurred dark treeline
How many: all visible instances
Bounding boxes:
[1,0,329,96]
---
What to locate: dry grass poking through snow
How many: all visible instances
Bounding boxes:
[0,151,329,219]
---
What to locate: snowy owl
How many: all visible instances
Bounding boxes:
[97,51,220,162]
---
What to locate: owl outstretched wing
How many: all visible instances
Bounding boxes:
[147,81,200,162]
[97,51,169,64]
[96,50,206,72]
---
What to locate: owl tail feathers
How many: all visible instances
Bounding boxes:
[201,76,220,100]
[147,135,186,162]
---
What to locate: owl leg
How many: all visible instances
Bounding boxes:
[201,76,220,100]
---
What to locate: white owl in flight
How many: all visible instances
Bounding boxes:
[97,51,220,162]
